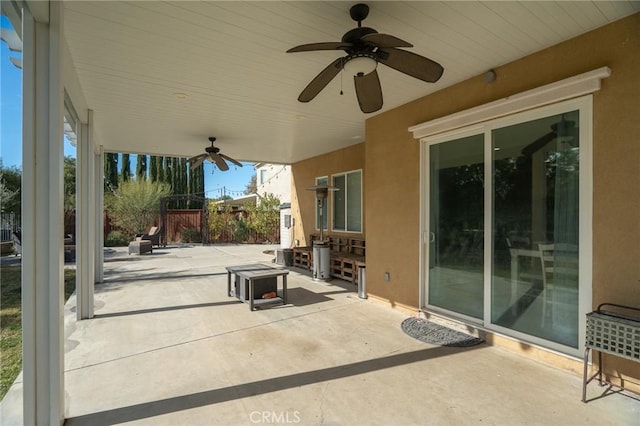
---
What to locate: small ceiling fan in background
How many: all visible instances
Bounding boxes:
[287,3,444,113]
[521,117,579,157]
[188,137,243,171]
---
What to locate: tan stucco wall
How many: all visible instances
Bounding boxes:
[367,12,640,307]
[291,14,639,387]
[291,143,365,246]
[366,13,639,386]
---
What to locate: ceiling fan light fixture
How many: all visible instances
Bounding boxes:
[343,54,377,76]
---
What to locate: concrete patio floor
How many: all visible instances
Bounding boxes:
[1,244,638,425]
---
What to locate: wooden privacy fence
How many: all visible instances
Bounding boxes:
[103,209,280,244]
[163,209,203,243]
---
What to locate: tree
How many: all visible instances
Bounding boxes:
[208,202,233,242]
[0,179,17,213]
[106,179,171,237]
[156,156,165,183]
[188,162,202,209]
[135,154,147,180]
[104,153,119,191]
[64,156,76,214]
[121,153,131,182]
[0,161,21,215]
[172,157,181,207]
[196,164,205,196]
[179,158,188,206]
[246,192,280,242]
[149,156,158,182]
[244,173,257,195]
[193,164,205,209]
[162,156,170,185]
[165,157,175,207]
[64,156,76,236]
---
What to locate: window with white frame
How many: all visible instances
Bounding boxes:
[332,170,362,232]
[260,169,267,185]
[315,176,328,231]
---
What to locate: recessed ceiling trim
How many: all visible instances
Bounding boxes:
[409,66,611,140]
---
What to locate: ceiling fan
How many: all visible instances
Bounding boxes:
[521,117,579,157]
[286,3,444,113]
[187,137,243,171]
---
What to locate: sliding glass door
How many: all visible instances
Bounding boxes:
[491,110,580,348]
[428,134,484,319]
[424,99,588,353]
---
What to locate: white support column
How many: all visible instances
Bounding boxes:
[95,139,104,283]
[21,3,65,425]
[77,113,95,319]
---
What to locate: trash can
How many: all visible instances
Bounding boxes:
[276,249,294,266]
[357,265,367,299]
[312,241,331,282]
[283,248,293,266]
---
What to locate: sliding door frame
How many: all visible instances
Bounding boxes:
[419,96,593,357]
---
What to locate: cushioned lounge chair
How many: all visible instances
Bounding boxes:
[135,226,162,247]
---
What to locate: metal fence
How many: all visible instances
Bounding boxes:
[0,212,20,241]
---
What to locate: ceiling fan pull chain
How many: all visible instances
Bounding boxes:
[340,66,344,95]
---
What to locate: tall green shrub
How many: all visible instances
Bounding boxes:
[208,203,233,241]
[246,193,280,241]
[106,179,170,237]
[232,215,250,242]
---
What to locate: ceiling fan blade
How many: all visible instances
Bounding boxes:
[298,57,344,103]
[189,156,206,170]
[287,42,351,53]
[361,33,412,48]
[209,152,229,171]
[354,69,383,113]
[219,153,243,168]
[187,153,206,164]
[377,47,444,83]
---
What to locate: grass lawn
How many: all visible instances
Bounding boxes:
[0,265,76,401]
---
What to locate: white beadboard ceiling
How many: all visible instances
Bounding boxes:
[62,1,639,164]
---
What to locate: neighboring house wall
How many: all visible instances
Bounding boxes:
[291,143,364,247]
[256,164,292,247]
[215,194,257,210]
[291,14,639,390]
[279,204,292,249]
[256,164,291,204]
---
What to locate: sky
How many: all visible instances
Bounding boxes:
[0,16,255,199]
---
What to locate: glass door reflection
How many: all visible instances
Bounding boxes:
[428,134,484,319]
[491,111,580,348]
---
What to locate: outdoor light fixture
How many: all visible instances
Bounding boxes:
[306,184,338,242]
[306,184,338,282]
[484,69,497,83]
[343,54,377,76]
